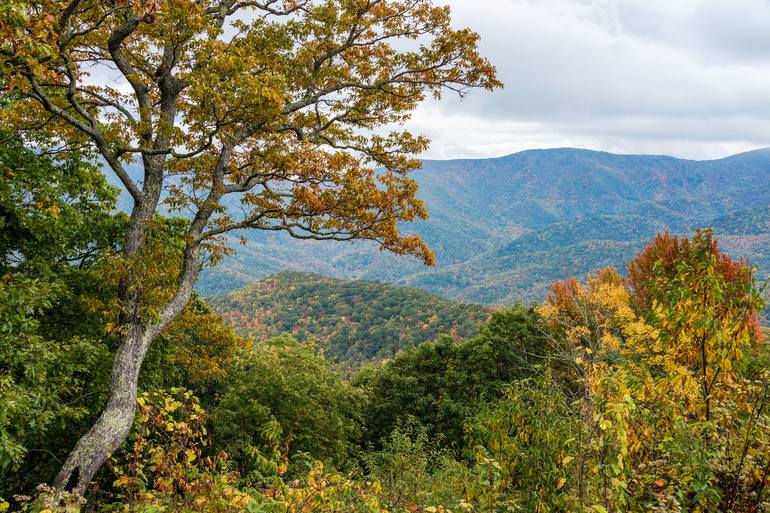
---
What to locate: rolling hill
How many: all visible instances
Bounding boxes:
[206,271,492,366]
[197,147,770,304]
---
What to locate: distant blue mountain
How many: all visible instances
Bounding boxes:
[103,147,770,304]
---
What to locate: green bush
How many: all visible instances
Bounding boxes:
[355,306,547,450]
[210,336,363,482]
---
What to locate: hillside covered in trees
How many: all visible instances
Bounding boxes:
[3,127,770,513]
[6,170,770,512]
[2,114,770,513]
[207,271,491,366]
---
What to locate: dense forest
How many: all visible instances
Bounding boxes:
[207,272,491,366]
[3,131,770,512]
[3,1,770,512]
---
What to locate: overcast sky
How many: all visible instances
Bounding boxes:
[405,0,770,160]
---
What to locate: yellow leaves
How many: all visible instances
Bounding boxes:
[113,474,131,488]
[555,477,566,490]
[567,325,592,346]
[227,494,253,509]
[4,0,502,281]
[531,232,770,511]
[163,400,181,413]
[113,388,217,505]
[104,321,120,335]
[541,268,651,374]
[600,332,621,352]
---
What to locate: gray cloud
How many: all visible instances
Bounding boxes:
[406,0,770,160]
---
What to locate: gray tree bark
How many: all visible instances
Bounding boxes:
[52,215,205,495]
[53,325,151,494]
[42,7,215,497]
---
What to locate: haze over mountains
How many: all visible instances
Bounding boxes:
[195,147,770,305]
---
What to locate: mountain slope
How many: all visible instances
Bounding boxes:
[401,215,668,304]
[206,271,491,366]
[710,206,770,235]
[709,206,770,286]
[195,147,770,302]
[400,214,770,305]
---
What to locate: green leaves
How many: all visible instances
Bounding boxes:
[0,275,107,474]
[210,336,363,482]
[464,374,579,512]
[357,305,546,451]
[0,130,122,277]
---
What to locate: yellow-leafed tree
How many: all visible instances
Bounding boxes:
[538,230,768,512]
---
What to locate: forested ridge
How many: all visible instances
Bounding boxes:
[207,271,491,366]
[199,148,770,305]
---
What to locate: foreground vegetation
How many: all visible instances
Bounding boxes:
[3,131,770,512]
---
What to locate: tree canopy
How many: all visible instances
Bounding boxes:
[1,0,501,493]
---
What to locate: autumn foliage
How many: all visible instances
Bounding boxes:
[2,112,770,511]
[535,230,769,512]
[1,0,502,493]
[627,230,764,341]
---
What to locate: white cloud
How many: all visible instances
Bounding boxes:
[405,0,770,160]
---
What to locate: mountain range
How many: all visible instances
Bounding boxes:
[197,147,770,305]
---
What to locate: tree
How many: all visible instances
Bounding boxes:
[465,374,580,513]
[0,130,124,276]
[538,269,640,511]
[0,133,247,500]
[0,276,109,484]
[0,133,118,498]
[356,306,547,450]
[1,0,501,493]
[627,229,765,421]
[537,231,769,512]
[209,336,363,482]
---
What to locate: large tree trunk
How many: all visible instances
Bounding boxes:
[53,324,152,495]
[52,152,208,495]
[53,236,203,496]
[52,158,167,496]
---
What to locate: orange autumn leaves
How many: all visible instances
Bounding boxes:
[536,230,768,512]
[1,0,501,267]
